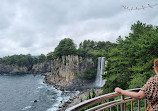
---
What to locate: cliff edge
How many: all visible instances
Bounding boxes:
[44,55,97,90]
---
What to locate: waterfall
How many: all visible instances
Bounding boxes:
[95,57,106,87]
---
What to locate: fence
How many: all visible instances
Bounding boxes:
[66,88,147,111]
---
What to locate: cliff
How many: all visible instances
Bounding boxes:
[0,64,28,74]
[0,55,97,90]
[31,62,51,73]
[0,62,51,74]
[45,55,97,90]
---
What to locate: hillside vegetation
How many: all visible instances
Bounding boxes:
[103,21,158,93]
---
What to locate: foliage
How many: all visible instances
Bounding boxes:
[53,38,77,59]
[103,21,158,93]
[84,89,104,110]
[0,54,48,70]
[0,54,37,70]
[92,88,96,98]
[86,88,96,100]
[87,91,91,100]
[46,39,115,61]
[46,52,54,61]
[77,67,97,80]
[38,54,46,63]
[77,40,116,58]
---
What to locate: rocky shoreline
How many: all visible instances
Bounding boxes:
[57,88,104,111]
[43,73,104,111]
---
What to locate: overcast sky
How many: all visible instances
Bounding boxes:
[0,0,158,57]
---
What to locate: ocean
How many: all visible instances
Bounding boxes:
[0,74,79,111]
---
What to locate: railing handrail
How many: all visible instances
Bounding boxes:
[66,88,142,111]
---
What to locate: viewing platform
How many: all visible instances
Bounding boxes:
[66,88,147,111]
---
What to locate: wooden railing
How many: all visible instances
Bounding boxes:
[66,88,147,111]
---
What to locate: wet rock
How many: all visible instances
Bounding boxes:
[34,100,38,102]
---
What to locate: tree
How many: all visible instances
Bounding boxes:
[92,88,96,98]
[77,40,116,58]
[53,38,77,58]
[0,54,36,70]
[46,52,54,61]
[87,91,91,100]
[38,54,46,63]
[103,21,158,93]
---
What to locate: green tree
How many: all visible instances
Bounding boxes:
[0,54,36,70]
[53,38,77,58]
[38,54,46,63]
[92,88,96,98]
[46,52,54,61]
[87,91,91,100]
[103,21,158,93]
[77,40,115,58]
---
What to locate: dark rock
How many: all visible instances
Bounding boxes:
[34,100,38,102]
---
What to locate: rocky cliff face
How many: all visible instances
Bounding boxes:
[31,62,51,74]
[0,62,51,74]
[0,55,97,90]
[44,55,96,90]
[0,64,28,74]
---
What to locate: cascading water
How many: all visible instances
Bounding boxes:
[95,57,106,87]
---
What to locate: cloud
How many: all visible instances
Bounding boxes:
[0,0,158,57]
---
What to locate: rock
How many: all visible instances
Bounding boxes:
[0,64,28,74]
[44,55,96,90]
[0,61,51,74]
[34,100,38,102]
[31,62,51,73]
[57,88,104,111]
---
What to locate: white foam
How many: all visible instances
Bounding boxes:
[46,96,62,111]
[46,90,80,111]
[46,107,58,111]
[36,85,44,89]
[37,77,80,111]
[38,79,45,85]
[22,106,32,110]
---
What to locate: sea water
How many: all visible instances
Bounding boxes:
[0,74,79,111]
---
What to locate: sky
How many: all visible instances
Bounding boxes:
[0,0,158,57]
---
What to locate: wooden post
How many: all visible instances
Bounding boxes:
[121,95,125,111]
[138,99,140,111]
[131,101,133,111]
[110,107,113,111]
[117,105,120,111]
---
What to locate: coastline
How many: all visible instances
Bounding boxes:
[0,74,103,110]
[43,73,104,111]
[57,88,104,111]
[0,73,104,111]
